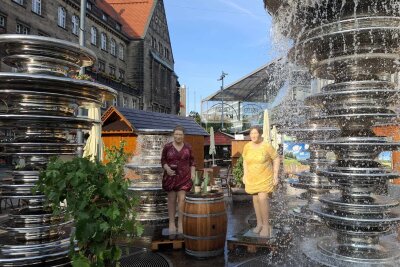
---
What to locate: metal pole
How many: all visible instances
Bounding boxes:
[77,0,87,157]
[218,71,227,130]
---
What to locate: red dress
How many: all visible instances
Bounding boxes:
[161,142,195,192]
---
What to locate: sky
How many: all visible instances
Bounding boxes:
[163,0,276,113]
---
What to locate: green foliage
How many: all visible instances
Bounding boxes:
[188,111,202,124]
[285,152,296,159]
[201,122,233,133]
[36,142,142,267]
[232,156,244,188]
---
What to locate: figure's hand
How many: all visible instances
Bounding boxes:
[242,174,246,185]
[165,166,176,176]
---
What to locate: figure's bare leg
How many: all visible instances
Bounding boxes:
[252,194,263,234]
[167,191,177,233]
[177,190,186,233]
[258,192,271,237]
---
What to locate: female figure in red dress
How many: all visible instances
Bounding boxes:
[161,125,195,234]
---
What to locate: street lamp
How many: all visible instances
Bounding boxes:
[217,71,228,130]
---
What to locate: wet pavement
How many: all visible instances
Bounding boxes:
[122,181,332,267]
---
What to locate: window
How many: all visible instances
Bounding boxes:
[102,13,108,21]
[116,24,121,31]
[90,26,97,45]
[110,39,116,56]
[13,0,24,5]
[86,1,92,10]
[130,99,134,109]
[101,33,107,50]
[158,42,163,53]
[118,69,125,81]
[164,48,168,59]
[32,0,41,15]
[109,65,116,77]
[16,23,30,34]
[152,37,157,49]
[123,97,128,108]
[72,15,79,35]
[118,43,124,60]
[0,15,5,28]
[58,7,66,28]
[112,97,117,107]
[98,61,105,72]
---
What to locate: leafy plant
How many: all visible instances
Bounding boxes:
[36,143,142,267]
[232,156,244,188]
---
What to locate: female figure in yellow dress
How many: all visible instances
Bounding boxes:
[242,126,280,237]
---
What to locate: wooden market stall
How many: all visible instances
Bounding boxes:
[101,106,208,168]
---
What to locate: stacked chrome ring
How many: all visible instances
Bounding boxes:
[125,130,171,222]
[283,123,340,223]
[265,1,400,266]
[0,35,115,266]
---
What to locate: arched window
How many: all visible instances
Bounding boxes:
[90,27,97,45]
[58,7,66,28]
[72,15,79,35]
[118,43,124,60]
[101,33,107,50]
[110,39,116,56]
[32,0,41,15]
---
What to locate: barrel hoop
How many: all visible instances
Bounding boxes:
[182,211,226,218]
[185,248,224,258]
[184,198,224,204]
[183,233,225,240]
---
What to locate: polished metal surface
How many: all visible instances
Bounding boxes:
[283,123,340,224]
[0,34,116,266]
[265,0,400,265]
[126,131,171,222]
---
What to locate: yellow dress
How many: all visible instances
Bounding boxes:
[242,142,278,194]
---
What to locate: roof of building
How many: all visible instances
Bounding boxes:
[103,0,155,39]
[102,106,209,136]
[204,131,234,146]
[203,58,287,103]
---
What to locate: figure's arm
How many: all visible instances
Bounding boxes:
[189,145,196,180]
[161,145,175,176]
[272,156,280,186]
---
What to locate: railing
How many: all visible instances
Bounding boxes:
[86,70,140,96]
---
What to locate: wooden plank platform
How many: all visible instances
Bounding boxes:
[227,228,292,254]
[151,237,185,251]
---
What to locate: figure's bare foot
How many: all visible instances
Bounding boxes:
[168,225,177,235]
[259,225,272,238]
[177,224,183,234]
[252,225,262,234]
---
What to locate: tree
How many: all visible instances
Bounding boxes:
[188,111,202,125]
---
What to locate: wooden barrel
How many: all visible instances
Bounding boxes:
[183,191,227,258]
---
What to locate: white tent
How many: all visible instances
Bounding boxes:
[262,109,271,144]
[83,105,103,161]
[209,127,216,166]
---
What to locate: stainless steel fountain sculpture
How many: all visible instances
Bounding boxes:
[0,34,116,266]
[125,130,171,223]
[284,122,340,223]
[265,0,400,266]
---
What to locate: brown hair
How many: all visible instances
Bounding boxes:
[249,125,262,135]
[173,125,185,134]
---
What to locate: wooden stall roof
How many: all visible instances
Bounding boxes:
[204,131,234,146]
[102,106,208,136]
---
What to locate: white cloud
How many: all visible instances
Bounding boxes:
[218,0,265,21]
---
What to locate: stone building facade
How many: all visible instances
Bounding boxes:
[0,0,178,114]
